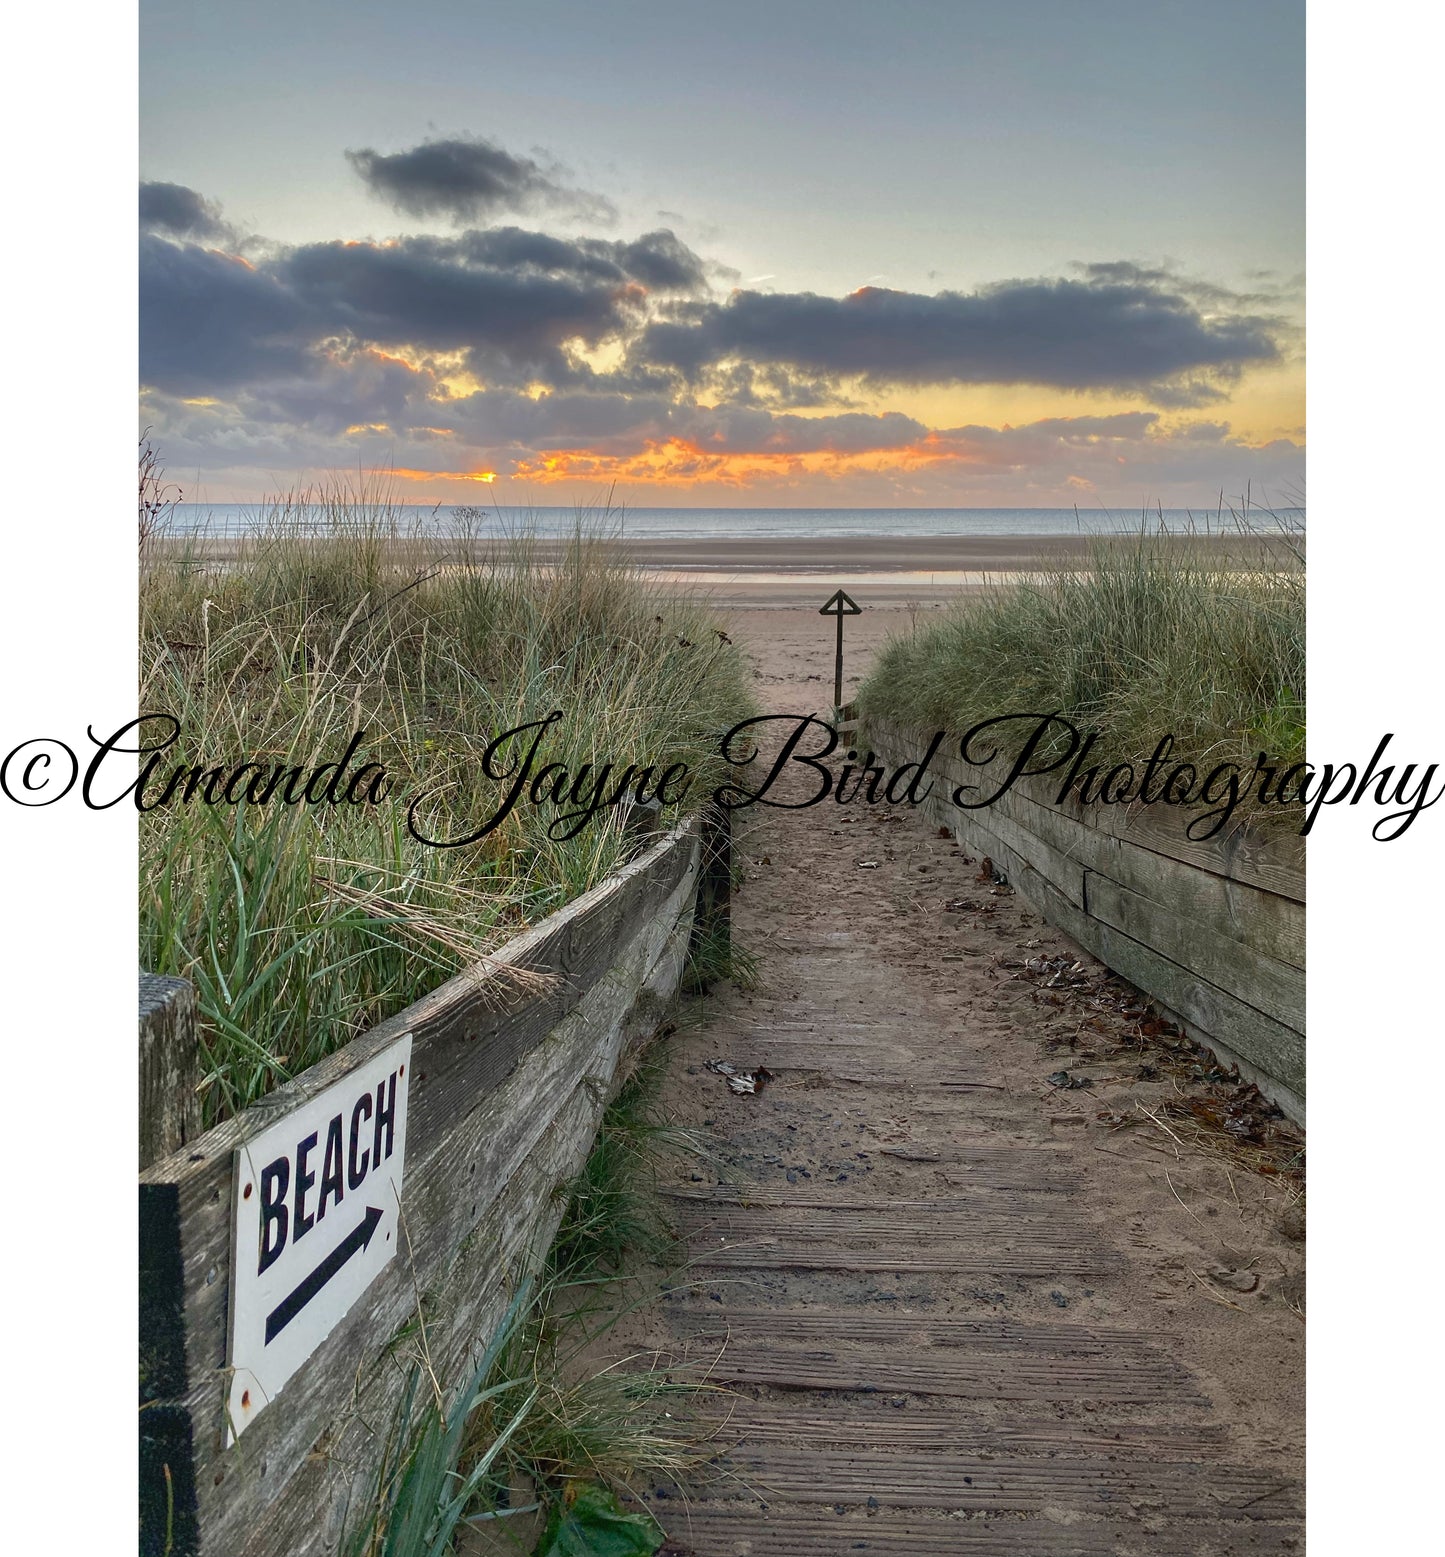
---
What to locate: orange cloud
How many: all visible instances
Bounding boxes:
[384,466,498,483]
[509,435,973,489]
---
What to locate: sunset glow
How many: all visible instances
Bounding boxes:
[140,3,1302,508]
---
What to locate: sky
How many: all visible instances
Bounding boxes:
[139,0,1304,509]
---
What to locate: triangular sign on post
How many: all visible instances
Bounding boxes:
[819,589,862,617]
[819,589,862,710]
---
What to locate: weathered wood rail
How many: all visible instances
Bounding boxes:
[140,973,203,1169]
[139,818,704,1557]
[862,716,1305,1123]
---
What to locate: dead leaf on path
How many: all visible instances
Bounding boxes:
[706,1058,775,1096]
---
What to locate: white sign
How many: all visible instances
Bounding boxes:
[226,1034,411,1440]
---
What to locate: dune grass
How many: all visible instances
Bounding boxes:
[139,485,752,1125]
[858,530,1305,788]
[346,1272,699,1557]
[348,1045,715,1557]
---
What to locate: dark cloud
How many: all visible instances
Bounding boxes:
[139,235,311,395]
[346,136,616,225]
[136,184,1299,500]
[472,393,926,457]
[630,276,1283,404]
[278,236,637,370]
[446,227,708,294]
[616,232,711,294]
[139,181,233,243]
[1074,259,1297,312]
[140,221,712,398]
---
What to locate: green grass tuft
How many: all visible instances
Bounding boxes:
[548,1047,700,1283]
[858,529,1305,809]
[140,481,754,1124]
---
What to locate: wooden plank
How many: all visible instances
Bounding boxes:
[688,1345,1200,1404]
[653,1506,1302,1557]
[241,1081,601,1557]
[650,1507,1133,1556]
[866,718,1306,902]
[1002,785,1305,970]
[230,859,697,1557]
[864,718,1306,1114]
[918,742,1306,971]
[693,1446,1299,1520]
[667,1191,1073,1217]
[1080,793,1303,902]
[689,1243,1122,1277]
[139,824,700,1557]
[695,1153,1082,1192]
[140,972,203,1170]
[1005,855,1306,1104]
[944,785,1087,906]
[694,1401,1230,1457]
[678,1205,1113,1249]
[668,1308,1168,1351]
[1086,872,1304,1030]
[138,825,696,1403]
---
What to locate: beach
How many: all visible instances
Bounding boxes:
[171,528,1300,609]
[627,529,1301,607]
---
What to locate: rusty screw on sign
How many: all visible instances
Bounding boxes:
[819,588,862,711]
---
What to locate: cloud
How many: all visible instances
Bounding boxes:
[144,347,1303,507]
[277,235,640,374]
[492,406,1303,498]
[140,220,711,397]
[139,181,233,243]
[346,135,616,225]
[139,235,311,395]
[447,226,709,294]
[630,274,1284,405]
[136,181,1300,504]
[1075,259,1303,311]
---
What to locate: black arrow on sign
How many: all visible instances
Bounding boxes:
[818,589,862,711]
[265,1206,383,1345]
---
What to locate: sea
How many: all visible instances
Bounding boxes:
[169,503,1303,541]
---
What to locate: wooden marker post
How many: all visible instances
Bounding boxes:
[819,588,862,710]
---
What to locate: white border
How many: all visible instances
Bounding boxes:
[1,3,1438,1549]
[0,0,136,1540]
[1308,3,1442,1550]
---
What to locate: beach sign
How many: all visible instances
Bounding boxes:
[225,1034,412,1440]
[819,589,862,710]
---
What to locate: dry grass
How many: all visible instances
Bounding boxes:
[140,481,753,1123]
[858,524,1305,813]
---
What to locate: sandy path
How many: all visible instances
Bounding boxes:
[616,603,1304,1554]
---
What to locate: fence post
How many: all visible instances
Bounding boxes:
[689,802,733,961]
[139,972,202,1171]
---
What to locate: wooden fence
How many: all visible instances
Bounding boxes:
[862,716,1305,1124]
[139,814,714,1557]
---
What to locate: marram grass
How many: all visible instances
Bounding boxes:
[140,488,753,1125]
[858,531,1305,795]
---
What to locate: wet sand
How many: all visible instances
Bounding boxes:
[171,530,1297,609]
[616,531,1287,573]
[634,531,1296,607]
[623,531,1294,607]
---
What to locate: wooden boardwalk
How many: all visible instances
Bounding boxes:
[623,616,1304,1556]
